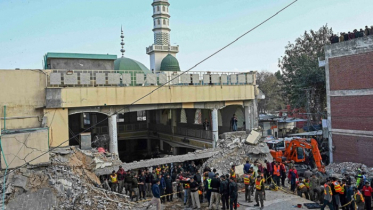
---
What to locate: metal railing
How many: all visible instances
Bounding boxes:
[118,123,147,133]
[46,69,256,88]
[149,123,212,140]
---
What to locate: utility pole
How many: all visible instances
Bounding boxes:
[305,89,312,131]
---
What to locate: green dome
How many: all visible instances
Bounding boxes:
[114,57,151,74]
[160,54,180,71]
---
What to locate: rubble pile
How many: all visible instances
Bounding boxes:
[325,162,373,178]
[202,130,272,177]
[2,147,132,210]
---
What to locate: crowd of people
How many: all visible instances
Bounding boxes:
[103,159,373,210]
[330,26,373,44]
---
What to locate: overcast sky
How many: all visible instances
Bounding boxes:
[0,0,372,72]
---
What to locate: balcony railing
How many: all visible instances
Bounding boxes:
[146,45,178,54]
[46,69,256,88]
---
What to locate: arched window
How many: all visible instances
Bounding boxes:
[163,19,166,25]
[157,19,160,25]
[157,6,159,11]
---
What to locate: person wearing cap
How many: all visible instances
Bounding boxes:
[354,186,365,210]
[362,181,373,210]
[220,175,229,210]
[321,178,334,210]
[356,169,363,190]
[229,177,238,210]
[254,175,265,209]
[189,177,201,209]
[309,173,320,202]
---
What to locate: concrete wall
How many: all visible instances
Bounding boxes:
[46,85,255,108]
[325,35,373,166]
[0,70,46,130]
[44,108,69,147]
[1,129,49,169]
[48,58,114,70]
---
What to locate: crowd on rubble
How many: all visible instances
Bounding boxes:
[330,25,373,44]
[99,158,373,210]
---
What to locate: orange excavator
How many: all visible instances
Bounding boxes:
[270,138,325,173]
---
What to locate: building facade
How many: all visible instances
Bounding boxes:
[325,35,373,166]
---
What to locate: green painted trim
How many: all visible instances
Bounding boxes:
[152,2,170,6]
[3,106,5,131]
[45,52,117,61]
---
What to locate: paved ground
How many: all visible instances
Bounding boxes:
[135,186,321,210]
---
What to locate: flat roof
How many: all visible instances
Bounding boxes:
[45,52,117,60]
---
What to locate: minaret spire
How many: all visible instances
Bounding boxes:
[120,26,125,57]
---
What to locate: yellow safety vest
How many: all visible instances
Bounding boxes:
[207,179,212,190]
[185,183,190,189]
[198,190,203,195]
[340,184,345,194]
[298,183,305,189]
[333,181,342,193]
[355,191,365,203]
[231,169,236,178]
[243,174,251,185]
[324,184,332,196]
[110,174,118,183]
[255,179,263,190]
[156,168,161,175]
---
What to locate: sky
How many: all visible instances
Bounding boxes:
[0,0,372,72]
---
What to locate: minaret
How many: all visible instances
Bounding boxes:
[120,26,125,57]
[146,0,179,73]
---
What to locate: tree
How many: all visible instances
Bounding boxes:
[277,25,333,122]
[256,71,284,114]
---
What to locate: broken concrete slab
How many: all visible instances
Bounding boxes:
[50,147,73,155]
[245,130,261,145]
[12,175,28,191]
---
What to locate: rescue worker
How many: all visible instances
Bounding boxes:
[110,170,118,192]
[264,160,272,185]
[339,179,347,209]
[354,187,365,210]
[321,178,334,210]
[156,165,162,176]
[220,175,229,210]
[309,173,320,202]
[229,177,238,210]
[117,166,125,194]
[331,177,342,209]
[362,181,373,210]
[230,165,236,182]
[273,162,281,187]
[297,178,309,199]
[243,171,253,202]
[356,169,363,190]
[304,178,311,199]
[254,175,265,209]
[205,176,212,206]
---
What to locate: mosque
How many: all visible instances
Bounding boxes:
[0,0,263,168]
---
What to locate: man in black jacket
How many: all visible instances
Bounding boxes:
[229,177,238,210]
[190,177,201,209]
[209,174,221,210]
[138,171,146,200]
[194,171,202,185]
[220,175,229,210]
[165,174,173,202]
[125,171,133,196]
[145,169,153,197]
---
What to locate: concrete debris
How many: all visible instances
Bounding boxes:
[325,162,373,178]
[203,130,272,177]
[1,146,131,210]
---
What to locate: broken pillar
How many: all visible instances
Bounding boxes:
[108,114,118,155]
[211,108,218,148]
[244,101,253,132]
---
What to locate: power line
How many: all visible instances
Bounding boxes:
[0,0,298,179]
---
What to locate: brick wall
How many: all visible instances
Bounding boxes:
[329,51,373,91]
[333,134,373,166]
[331,96,373,131]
